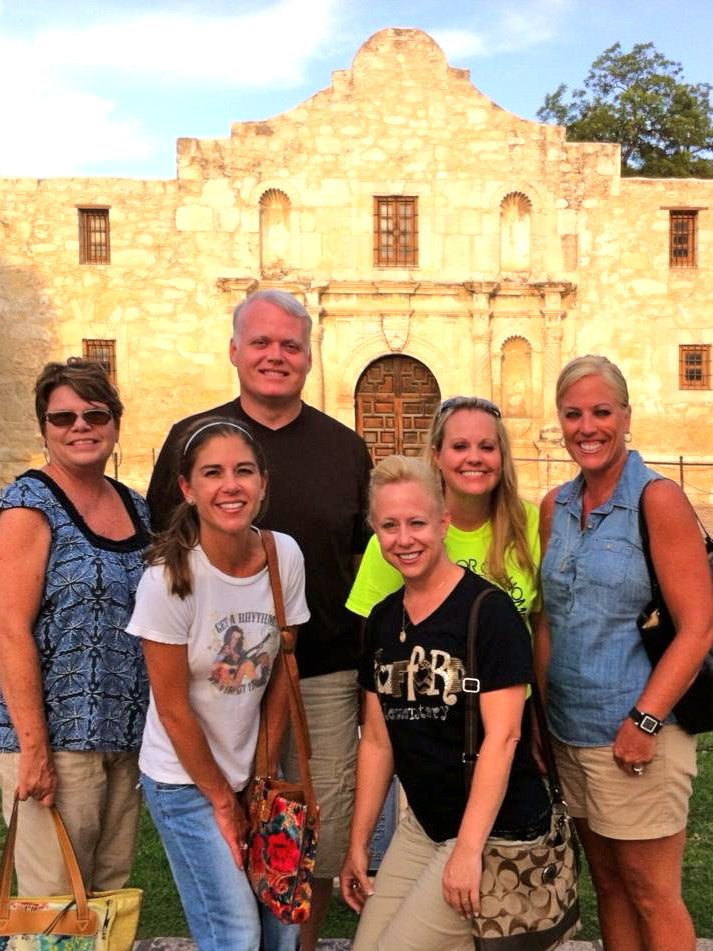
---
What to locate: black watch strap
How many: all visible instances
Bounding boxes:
[629,706,663,734]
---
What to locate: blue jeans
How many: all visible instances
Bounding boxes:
[141,773,299,951]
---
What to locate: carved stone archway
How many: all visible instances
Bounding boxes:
[355,355,440,461]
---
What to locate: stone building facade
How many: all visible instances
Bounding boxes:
[1,28,711,499]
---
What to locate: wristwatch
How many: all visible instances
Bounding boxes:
[629,706,664,735]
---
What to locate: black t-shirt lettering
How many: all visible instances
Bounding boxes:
[359,571,549,842]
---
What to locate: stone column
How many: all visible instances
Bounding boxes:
[305,287,325,411]
[541,299,565,417]
[469,291,493,396]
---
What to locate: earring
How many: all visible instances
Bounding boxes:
[113,442,123,467]
[625,432,632,443]
[558,437,566,448]
[43,444,50,464]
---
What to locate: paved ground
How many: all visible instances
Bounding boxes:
[134,939,713,950]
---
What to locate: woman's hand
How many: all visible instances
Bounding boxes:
[213,795,249,869]
[339,844,374,913]
[612,717,656,775]
[442,840,483,919]
[18,745,57,806]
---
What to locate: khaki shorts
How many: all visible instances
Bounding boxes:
[283,668,359,878]
[551,726,697,840]
[0,750,141,894]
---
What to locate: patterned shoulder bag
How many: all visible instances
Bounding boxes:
[244,529,320,924]
[464,588,581,950]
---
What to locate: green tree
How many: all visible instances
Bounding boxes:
[537,42,713,178]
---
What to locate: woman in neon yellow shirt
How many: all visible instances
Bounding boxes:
[347,396,539,626]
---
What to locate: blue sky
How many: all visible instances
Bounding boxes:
[0,0,710,178]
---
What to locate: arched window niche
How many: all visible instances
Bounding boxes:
[500,336,533,418]
[259,188,291,275]
[500,192,532,274]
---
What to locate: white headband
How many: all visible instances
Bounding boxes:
[182,420,254,456]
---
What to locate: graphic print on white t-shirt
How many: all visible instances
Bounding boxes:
[209,610,276,694]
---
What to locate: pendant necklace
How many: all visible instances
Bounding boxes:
[399,606,410,643]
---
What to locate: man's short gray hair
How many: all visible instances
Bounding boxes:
[232,289,313,339]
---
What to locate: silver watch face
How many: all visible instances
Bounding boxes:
[639,713,660,734]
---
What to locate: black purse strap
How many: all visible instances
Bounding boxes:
[463,588,566,806]
[638,480,664,607]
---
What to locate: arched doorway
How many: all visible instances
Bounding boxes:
[355,355,441,461]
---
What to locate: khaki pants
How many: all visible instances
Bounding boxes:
[0,750,141,894]
[353,807,474,951]
[283,669,359,878]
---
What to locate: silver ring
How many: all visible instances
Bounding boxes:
[632,764,645,775]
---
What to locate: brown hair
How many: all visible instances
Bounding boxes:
[34,357,123,433]
[424,397,536,590]
[146,418,268,598]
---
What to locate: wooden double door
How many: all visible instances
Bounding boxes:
[355,356,440,461]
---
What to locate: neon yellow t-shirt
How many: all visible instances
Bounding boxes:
[346,499,540,621]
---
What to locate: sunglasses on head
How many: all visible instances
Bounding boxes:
[44,408,114,428]
[438,396,502,419]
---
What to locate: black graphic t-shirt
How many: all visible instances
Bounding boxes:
[359,570,549,842]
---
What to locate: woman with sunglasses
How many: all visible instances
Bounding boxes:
[0,358,151,894]
[348,396,539,629]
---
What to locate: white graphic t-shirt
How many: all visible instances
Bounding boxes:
[127,532,309,790]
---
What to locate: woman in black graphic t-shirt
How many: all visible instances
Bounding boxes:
[340,456,548,951]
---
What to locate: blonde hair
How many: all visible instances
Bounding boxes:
[556,355,629,409]
[368,455,444,528]
[146,418,267,598]
[424,398,536,591]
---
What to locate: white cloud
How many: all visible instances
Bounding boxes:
[15,0,339,87]
[433,0,573,61]
[0,0,339,175]
[0,85,156,177]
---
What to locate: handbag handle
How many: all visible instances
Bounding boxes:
[0,794,96,934]
[254,529,317,817]
[463,588,566,806]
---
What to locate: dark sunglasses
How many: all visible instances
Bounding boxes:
[438,396,502,419]
[45,408,114,428]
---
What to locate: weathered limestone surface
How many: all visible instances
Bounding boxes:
[0,28,711,496]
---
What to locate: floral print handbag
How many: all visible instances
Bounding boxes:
[245,530,320,924]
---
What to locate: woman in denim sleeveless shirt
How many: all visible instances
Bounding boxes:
[537,355,713,951]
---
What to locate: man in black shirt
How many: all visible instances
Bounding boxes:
[147,289,372,949]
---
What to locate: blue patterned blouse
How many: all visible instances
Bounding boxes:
[0,470,151,752]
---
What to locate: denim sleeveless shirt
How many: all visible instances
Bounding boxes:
[541,451,661,746]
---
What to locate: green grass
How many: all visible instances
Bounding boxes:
[5,736,712,940]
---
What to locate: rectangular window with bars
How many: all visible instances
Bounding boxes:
[83,339,117,384]
[679,345,710,390]
[374,197,418,267]
[669,211,697,268]
[79,208,111,264]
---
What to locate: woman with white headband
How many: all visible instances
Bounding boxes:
[127,417,309,950]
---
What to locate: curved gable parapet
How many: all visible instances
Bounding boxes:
[178,27,614,189]
[352,28,453,80]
